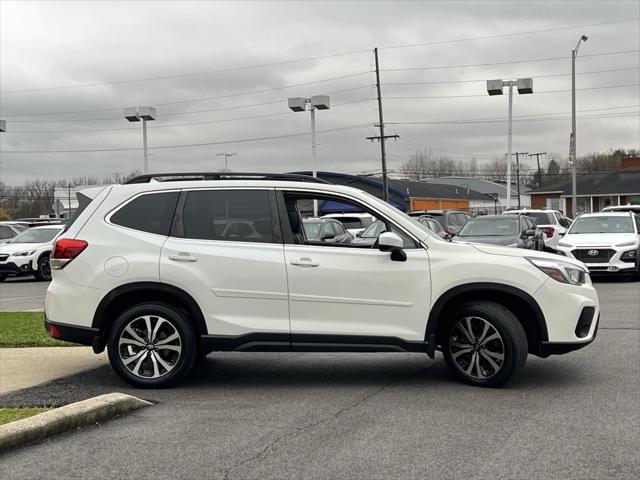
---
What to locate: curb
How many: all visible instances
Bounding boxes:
[0,392,152,451]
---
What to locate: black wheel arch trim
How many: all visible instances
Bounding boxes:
[425,282,549,343]
[91,281,208,338]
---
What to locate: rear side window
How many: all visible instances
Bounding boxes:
[181,189,274,243]
[0,226,16,240]
[111,191,179,235]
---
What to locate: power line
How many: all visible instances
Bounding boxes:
[383,66,639,86]
[0,123,371,154]
[382,49,640,72]
[379,18,639,50]
[3,17,635,95]
[1,50,371,95]
[385,82,640,100]
[2,78,373,117]
[6,98,375,133]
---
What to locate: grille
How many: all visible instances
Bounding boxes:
[0,254,9,262]
[572,249,614,263]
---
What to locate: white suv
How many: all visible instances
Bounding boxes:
[45,173,600,388]
[557,212,640,277]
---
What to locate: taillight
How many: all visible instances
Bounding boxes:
[51,238,88,270]
[541,227,555,238]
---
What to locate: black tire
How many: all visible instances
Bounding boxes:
[0,273,8,282]
[34,254,51,281]
[442,301,528,388]
[107,303,197,388]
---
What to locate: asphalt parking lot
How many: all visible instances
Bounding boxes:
[0,279,638,479]
[0,277,48,311]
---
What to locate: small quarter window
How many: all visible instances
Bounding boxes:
[111,192,179,235]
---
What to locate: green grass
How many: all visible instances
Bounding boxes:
[0,312,77,347]
[0,407,51,425]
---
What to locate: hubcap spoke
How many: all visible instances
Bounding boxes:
[124,325,146,345]
[450,341,473,349]
[122,349,146,366]
[143,316,153,340]
[151,318,167,342]
[481,332,500,346]
[452,347,473,360]
[456,321,475,344]
[153,351,174,373]
[149,351,161,378]
[119,337,145,348]
[156,332,179,346]
[474,353,484,378]
[480,351,501,373]
[131,352,147,376]
[156,344,181,353]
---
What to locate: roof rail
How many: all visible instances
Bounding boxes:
[124,172,331,185]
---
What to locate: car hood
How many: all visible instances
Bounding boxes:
[470,243,586,268]
[0,242,48,254]
[453,235,518,246]
[561,232,639,247]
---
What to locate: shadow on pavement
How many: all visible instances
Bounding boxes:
[0,352,590,408]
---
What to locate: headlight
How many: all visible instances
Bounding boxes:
[557,242,573,248]
[12,250,36,257]
[526,257,588,285]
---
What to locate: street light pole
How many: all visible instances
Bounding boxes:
[487,78,533,210]
[124,106,156,174]
[571,35,588,217]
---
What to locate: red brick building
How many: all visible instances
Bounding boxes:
[529,157,640,216]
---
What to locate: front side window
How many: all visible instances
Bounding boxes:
[282,192,418,249]
[181,189,274,243]
[111,191,179,236]
[0,226,15,240]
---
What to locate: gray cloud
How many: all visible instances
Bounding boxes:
[0,0,638,184]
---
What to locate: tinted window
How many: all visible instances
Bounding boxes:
[111,192,179,235]
[333,222,346,235]
[528,212,555,225]
[569,216,633,234]
[182,190,274,243]
[0,226,15,240]
[456,213,470,226]
[458,217,519,237]
[446,214,460,227]
[321,222,335,239]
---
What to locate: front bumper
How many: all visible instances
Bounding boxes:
[0,260,34,275]
[538,314,599,356]
[557,246,638,274]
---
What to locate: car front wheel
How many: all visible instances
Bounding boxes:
[34,254,51,281]
[443,301,528,387]
[107,303,197,388]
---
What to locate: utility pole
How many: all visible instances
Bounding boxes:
[216,152,237,171]
[511,152,528,209]
[373,47,389,202]
[528,152,547,188]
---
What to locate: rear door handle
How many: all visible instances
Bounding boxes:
[290,257,319,268]
[169,253,198,262]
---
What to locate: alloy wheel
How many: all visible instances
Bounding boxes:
[449,316,505,380]
[118,315,182,379]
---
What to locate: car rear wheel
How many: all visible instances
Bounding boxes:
[443,301,528,387]
[107,303,197,388]
[34,254,51,281]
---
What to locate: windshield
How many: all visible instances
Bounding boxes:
[568,216,633,234]
[8,227,62,244]
[302,221,321,240]
[458,217,518,237]
[505,211,553,225]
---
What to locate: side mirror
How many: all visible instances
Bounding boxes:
[378,232,407,262]
[320,232,335,241]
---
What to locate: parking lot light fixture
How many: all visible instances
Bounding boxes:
[486,78,533,209]
[124,106,156,174]
[288,95,331,216]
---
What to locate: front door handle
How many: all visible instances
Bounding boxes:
[169,253,198,262]
[290,257,319,268]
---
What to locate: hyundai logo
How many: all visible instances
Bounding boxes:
[587,250,599,256]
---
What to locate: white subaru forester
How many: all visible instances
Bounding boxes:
[45,173,600,388]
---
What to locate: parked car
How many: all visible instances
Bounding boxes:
[321,213,374,236]
[0,223,23,244]
[408,210,471,237]
[0,225,65,281]
[556,212,640,277]
[302,218,353,244]
[415,215,450,240]
[452,214,544,250]
[503,209,571,251]
[45,172,598,389]
[602,204,640,215]
[15,217,68,227]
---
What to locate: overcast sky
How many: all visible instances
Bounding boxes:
[1,0,638,185]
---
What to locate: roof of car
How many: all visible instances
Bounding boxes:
[575,211,632,218]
